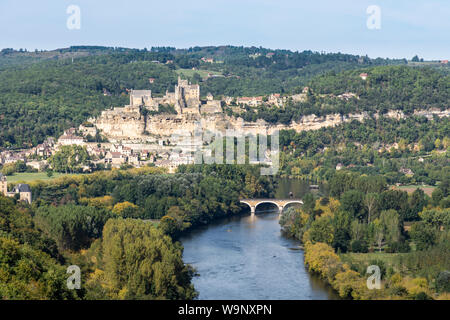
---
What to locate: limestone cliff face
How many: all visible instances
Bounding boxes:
[93,107,449,140]
[94,106,146,139]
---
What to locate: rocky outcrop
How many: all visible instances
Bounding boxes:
[93,107,449,140]
[94,106,145,139]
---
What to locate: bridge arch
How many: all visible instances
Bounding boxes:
[255,201,282,214]
[240,199,303,216]
[280,200,304,208]
[240,201,256,214]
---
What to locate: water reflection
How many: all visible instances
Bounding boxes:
[181,210,339,300]
[275,177,322,199]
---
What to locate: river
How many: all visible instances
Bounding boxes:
[180,178,339,300]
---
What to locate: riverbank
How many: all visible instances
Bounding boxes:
[303,241,450,300]
[181,211,340,299]
[177,177,342,299]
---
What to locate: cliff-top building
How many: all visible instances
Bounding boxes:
[127,77,202,114]
[126,77,220,115]
[174,77,201,114]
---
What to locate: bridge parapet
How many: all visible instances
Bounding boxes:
[240,198,303,216]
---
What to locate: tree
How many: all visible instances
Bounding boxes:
[46,169,54,177]
[350,220,368,252]
[434,138,442,150]
[409,222,437,251]
[373,219,384,252]
[340,190,365,220]
[99,218,197,299]
[364,193,379,223]
[48,145,90,173]
[351,220,367,241]
[432,188,444,206]
[436,271,450,293]
[407,189,427,221]
[0,237,79,300]
[332,210,352,253]
[112,201,141,218]
[306,215,334,245]
[302,193,316,215]
[1,163,16,176]
[419,208,450,230]
[35,204,112,251]
[158,215,179,237]
[379,209,401,244]
[379,190,409,220]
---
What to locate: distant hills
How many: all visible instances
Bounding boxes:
[0,46,448,149]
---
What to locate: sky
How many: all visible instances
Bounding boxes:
[0,0,449,60]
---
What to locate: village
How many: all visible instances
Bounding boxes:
[0,75,311,174]
[1,74,449,178]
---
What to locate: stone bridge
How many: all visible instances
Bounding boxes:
[240,199,303,216]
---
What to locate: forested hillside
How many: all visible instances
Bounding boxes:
[239,66,450,123]
[0,165,275,299]
[0,46,405,149]
[279,116,450,186]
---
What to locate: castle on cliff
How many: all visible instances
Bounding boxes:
[128,77,221,114]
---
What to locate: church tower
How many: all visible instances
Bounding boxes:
[0,173,7,195]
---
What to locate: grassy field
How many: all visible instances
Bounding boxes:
[340,252,407,272]
[5,172,84,183]
[176,68,222,79]
[390,185,435,197]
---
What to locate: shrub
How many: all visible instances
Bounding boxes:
[436,271,450,293]
[414,292,432,300]
[386,241,410,253]
[350,239,368,253]
[390,286,408,297]
[333,269,361,299]
[409,221,437,251]
[304,242,343,282]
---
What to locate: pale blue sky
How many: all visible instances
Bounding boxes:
[0,0,448,60]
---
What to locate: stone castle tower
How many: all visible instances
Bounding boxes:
[127,78,200,114]
[174,77,200,114]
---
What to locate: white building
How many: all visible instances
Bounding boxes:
[57,134,84,146]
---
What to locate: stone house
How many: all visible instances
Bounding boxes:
[236,96,263,107]
[0,174,32,204]
[57,134,84,146]
[104,152,127,167]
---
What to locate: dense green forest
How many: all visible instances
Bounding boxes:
[279,171,449,299]
[29,165,276,236]
[0,164,275,299]
[239,66,450,123]
[278,116,449,186]
[0,45,409,149]
[0,194,197,299]
[1,46,447,149]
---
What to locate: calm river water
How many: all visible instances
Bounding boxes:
[180,179,339,300]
